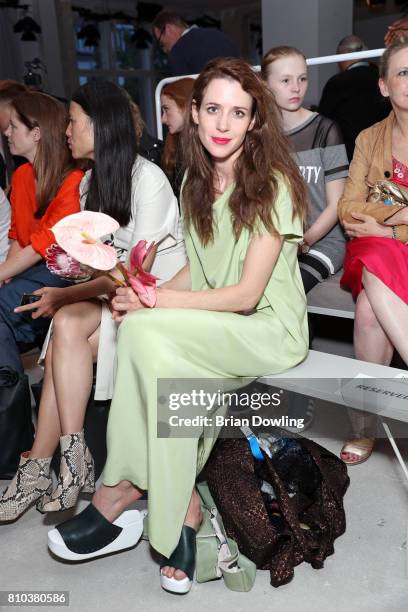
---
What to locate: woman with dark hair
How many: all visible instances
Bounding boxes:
[0,81,185,520]
[160,78,194,197]
[48,59,309,594]
[0,91,82,373]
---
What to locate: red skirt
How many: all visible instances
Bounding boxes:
[341,236,408,304]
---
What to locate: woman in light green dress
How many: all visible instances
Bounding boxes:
[48,58,309,594]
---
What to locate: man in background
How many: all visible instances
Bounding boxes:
[318,35,390,161]
[152,9,240,76]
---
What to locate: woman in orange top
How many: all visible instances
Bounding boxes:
[0,91,82,373]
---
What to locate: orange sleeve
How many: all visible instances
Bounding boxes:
[7,165,29,241]
[30,170,83,258]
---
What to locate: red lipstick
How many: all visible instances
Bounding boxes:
[211,137,231,145]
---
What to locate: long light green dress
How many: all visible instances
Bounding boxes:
[103,177,308,558]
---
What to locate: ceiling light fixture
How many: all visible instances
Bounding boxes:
[13,7,41,41]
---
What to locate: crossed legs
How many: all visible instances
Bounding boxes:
[342,267,408,463]
[361,268,408,365]
[0,300,104,519]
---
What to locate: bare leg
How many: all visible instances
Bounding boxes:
[342,288,393,463]
[51,301,101,434]
[92,481,144,522]
[30,339,62,459]
[161,489,202,580]
[353,289,393,365]
[363,268,408,365]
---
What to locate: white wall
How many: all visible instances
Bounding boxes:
[0,8,24,81]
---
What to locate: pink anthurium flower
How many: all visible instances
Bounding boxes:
[49,211,158,308]
[127,240,158,308]
[52,211,119,271]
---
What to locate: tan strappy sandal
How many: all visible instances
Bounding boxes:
[340,437,375,465]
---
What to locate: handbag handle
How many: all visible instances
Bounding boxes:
[196,482,256,591]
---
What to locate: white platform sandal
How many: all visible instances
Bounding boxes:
[48,504,146,561]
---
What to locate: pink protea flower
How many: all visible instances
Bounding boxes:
[46,244,91,281]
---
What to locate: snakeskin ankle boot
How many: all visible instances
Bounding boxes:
[0,452,53,521]
[42,430,95,512]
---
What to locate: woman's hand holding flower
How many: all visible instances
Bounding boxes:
[111,287,144,322]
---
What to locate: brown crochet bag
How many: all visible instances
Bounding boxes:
[203,432,349,587]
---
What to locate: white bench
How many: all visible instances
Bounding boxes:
[307,269,355,319]
[259,350,408,481]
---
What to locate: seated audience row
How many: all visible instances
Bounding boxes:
[0,38,407,594]
[0,81,185,516]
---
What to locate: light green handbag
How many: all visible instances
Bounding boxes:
[195,482,256,591]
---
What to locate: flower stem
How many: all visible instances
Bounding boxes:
[106,272,126,287]
[117,262,130,285]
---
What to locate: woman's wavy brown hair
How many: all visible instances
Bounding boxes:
[181,58,308,245]
[161,78,194,178]
[12,91,74,219]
